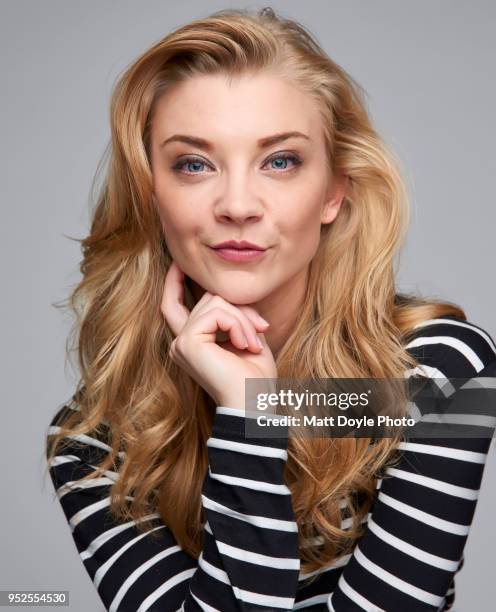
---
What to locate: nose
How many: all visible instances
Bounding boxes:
[213,169,264,225]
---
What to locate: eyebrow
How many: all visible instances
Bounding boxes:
[159,131,311,151]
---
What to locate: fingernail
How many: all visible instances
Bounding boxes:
[258,316,270,326]
[257,337,264,349]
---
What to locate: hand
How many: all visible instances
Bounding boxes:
[160,260,278,410]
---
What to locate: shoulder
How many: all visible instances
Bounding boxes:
[46,400,117,467]
[48,401,78,429]
[403,314,496,377]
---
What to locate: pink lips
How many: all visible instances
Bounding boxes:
[210,239,268,263]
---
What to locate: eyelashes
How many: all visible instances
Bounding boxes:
[171,152,303,176]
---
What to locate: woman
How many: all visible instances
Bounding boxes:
[45,7,496,611]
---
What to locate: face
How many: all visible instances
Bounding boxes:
[149,71,347,306]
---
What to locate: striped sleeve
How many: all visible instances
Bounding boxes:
[46,404,300,611]
[327,316,496,612]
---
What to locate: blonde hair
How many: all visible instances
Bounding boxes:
[45,7,465,577]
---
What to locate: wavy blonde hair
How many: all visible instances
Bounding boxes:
[45,6,466,577]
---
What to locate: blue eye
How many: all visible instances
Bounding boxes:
[265,154,302,171]
[172,157,210,174]
[171,152,303,176]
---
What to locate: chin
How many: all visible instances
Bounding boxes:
[211,285,269,306]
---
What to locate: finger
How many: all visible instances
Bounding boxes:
[195,296,264,352]
[189,289,215,316]
[193,307,250,350]
[160,260,190,336]
[256,330,268,348]
[236,305,270,333]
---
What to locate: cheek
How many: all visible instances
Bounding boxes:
[278,190,324,243]
[155,194,200,240]
[156,210,197,262]
[154,175,194,230]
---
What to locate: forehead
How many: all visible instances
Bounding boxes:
[151,72,323,143]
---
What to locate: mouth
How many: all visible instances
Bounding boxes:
[209,244,268,263]
[211,239,266,250]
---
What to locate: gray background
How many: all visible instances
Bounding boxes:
[1,1,494,610]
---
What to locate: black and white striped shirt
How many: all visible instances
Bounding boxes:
[46,315,496,611]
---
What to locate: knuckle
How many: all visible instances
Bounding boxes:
[238,305,257,318]
[210,294,225,308]
[210,305,230,319]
